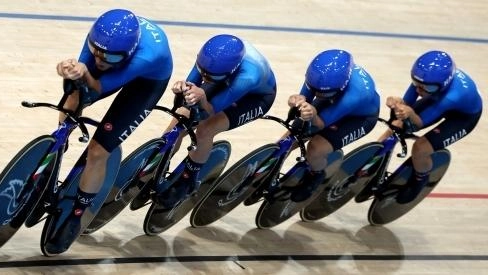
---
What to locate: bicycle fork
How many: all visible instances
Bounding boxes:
[256,137,298,199]
[23,127,77,227]
[23,149,66,227]
[362,136,399,195]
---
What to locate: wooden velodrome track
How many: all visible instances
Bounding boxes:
[0,1,487,274]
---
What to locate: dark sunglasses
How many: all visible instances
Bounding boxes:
[306,83,340,99]
[411,79,440,94]
[88,40,127,64]
[196,63,228,81]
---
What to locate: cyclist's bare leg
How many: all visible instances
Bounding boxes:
[411,137,434,174]
[47,139,109,250]
[189,112,229,163]
[397,134,434,203]
[306,135,332,171]
[289,134,331,202]
[79,140,110,193]
[154,112,229,207]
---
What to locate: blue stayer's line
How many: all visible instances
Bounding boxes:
[0,12,487,44]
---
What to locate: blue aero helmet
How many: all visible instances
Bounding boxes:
[196,34,245,81]
[87,9,141,64]
[305,49,353,99]
[411,50,456,94]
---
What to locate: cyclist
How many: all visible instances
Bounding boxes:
[153,34,277,208]
[283,49,380,203]
[379,50,482,204]
[47,9,173,253]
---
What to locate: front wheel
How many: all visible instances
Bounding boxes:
[256,150,343,229]
[143,140,232,235]
[189,143,279,228]
[300,142,384,222]
[0,135,57,248]
[367,149,451,225]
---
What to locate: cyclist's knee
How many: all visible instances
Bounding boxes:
[196,115,227,140]
[86,140,110,163]
[306,136,332,165]
[307,142,324,160]
[411,137,434,160]
[412,137,433,153]
[195,124,217,141]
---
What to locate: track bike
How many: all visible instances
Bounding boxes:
[190,108,343,229]
[300,117,451,225]
[0,82,122,256]
[84,96,231,236]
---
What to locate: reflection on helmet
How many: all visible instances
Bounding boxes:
[196,34,245,77]
[305,49,353,98]
[88,9,141,63]
[411,50,455,93]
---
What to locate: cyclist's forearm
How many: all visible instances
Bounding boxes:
[312,115,325,130]
[408,112,423,129]
[58,92,81,123]
[83,71,102,94]
[199,99,215,115]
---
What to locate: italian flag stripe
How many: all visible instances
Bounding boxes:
[32,153,55,180]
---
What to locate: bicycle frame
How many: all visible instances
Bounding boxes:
[254,136,295,181]
[24,109,85,182]
[135,125,181,180]
[132,105,198,184]
[243,113,309,197]
[21,91,94,223]
[355,118,414,193]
